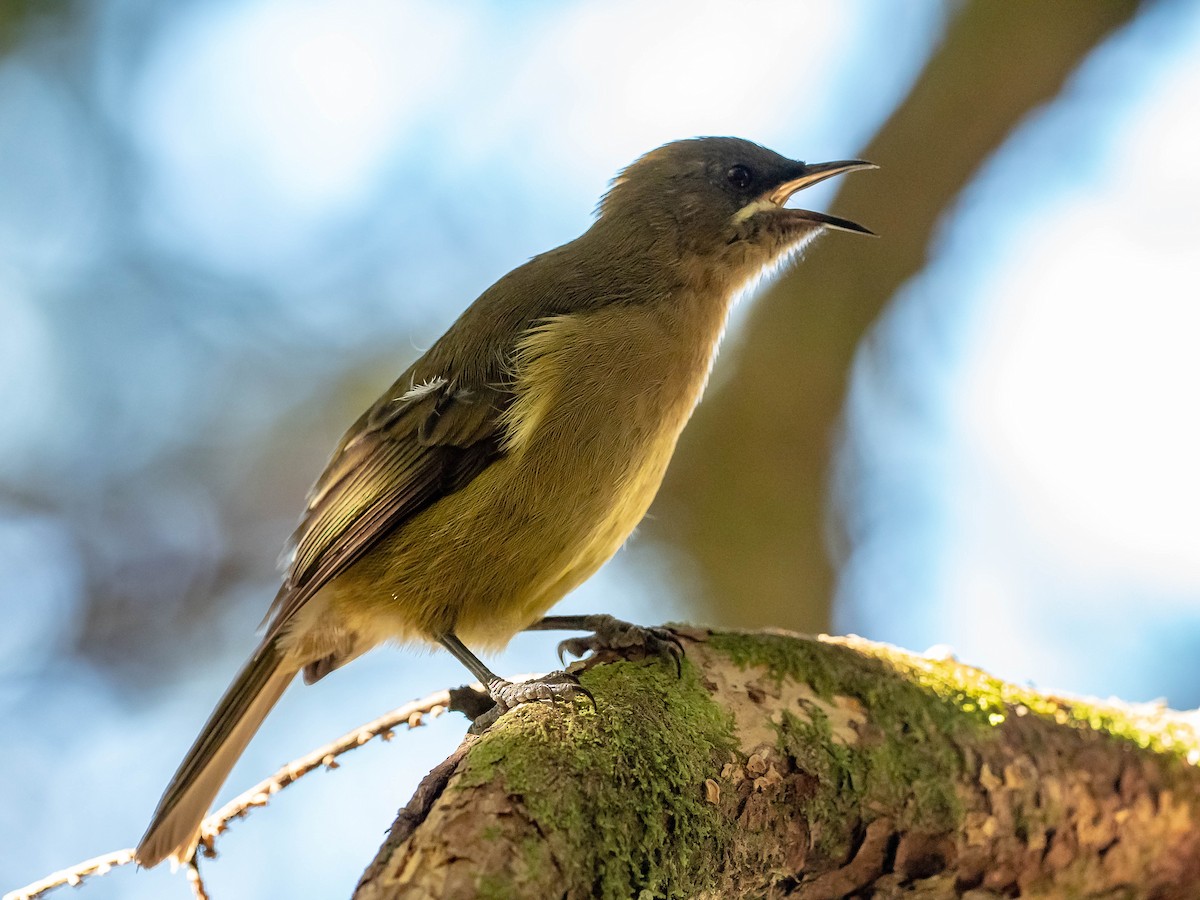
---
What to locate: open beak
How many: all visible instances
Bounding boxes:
[768,160,877,236]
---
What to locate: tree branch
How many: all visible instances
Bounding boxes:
[355,629,1200,899]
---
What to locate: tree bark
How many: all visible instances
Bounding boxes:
[353,629,1200,899]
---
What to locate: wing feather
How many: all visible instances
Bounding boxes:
[264,377,508,640]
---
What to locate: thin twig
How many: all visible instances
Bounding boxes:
[3,689,456,900]
[185,860,208,900]
[1,850,136,900]
[194,689,453,854]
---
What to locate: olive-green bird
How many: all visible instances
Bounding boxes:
[135,136,874,867]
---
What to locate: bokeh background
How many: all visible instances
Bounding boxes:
[3,0,1199,896]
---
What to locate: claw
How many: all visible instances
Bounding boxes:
[557,636,591,664]
[551,617,685,677]
[664,638,683,678]
[574,683,597,712]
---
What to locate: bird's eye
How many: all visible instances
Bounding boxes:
[726,165,753,190]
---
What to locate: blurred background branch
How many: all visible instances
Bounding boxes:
[654,0,1141,634]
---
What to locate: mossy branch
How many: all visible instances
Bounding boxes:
[354,628,1200,899]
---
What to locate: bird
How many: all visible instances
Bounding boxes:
[135,136,875,868]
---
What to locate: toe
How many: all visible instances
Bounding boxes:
[557,636,595,664]
[487,671,594,713]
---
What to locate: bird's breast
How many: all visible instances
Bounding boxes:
[502,292,730,544]
[327,289,736,649]
[503,296,725,468]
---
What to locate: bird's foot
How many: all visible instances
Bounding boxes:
[466,670,595,734]
[555,614,684,675]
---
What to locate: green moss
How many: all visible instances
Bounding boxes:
[476,873,511,900]
[519,833,548,885]
[457,658,737,899]
[784,686,962,844]
[710,630,1200,851]
[712,629,1200,757]
[776,706,861,857]
[712,632,971,839]
[849,639,1199,762]
[708,630,845,699]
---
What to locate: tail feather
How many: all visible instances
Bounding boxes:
[136,639,296,868]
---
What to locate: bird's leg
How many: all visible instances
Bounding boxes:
[438,633,594,733]
[524,614,684,675]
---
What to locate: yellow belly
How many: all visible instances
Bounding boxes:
[322,296,724,651]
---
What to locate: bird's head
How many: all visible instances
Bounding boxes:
[598,136,875,275]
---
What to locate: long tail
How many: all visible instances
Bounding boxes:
[136,638,296,868]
